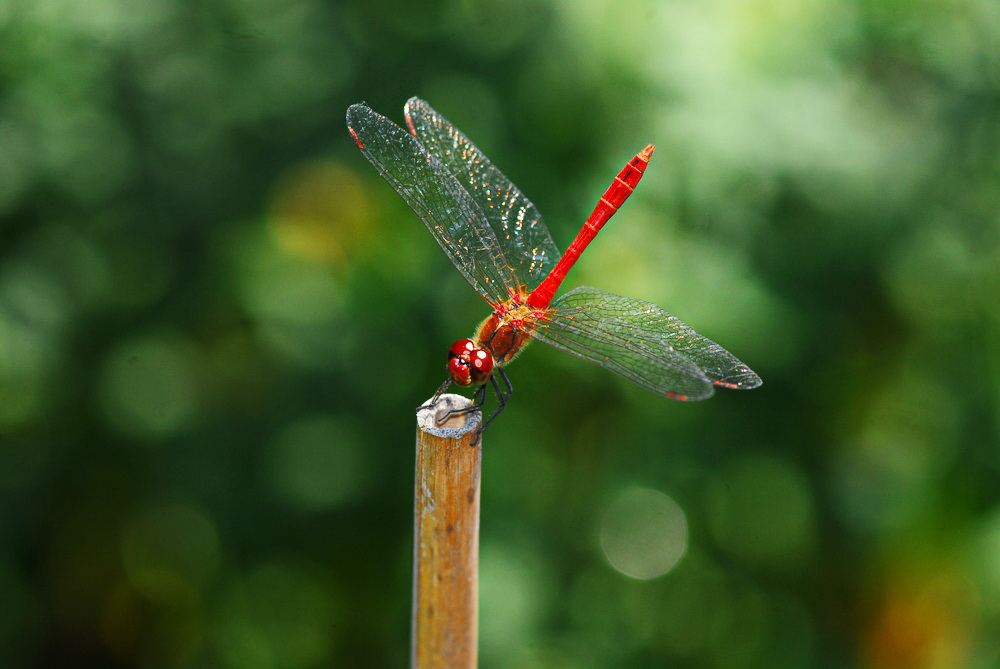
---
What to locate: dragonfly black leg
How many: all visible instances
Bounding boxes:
[416,376,454,413]
[478,367,513,434]
[421,380,487,426]
[418,369,512,435]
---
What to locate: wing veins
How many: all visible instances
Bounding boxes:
[532,286,761,397]
[347,103,517,304]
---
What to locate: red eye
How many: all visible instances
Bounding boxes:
[448,356,472,386]
[447,339,494,386]
[449,339,476,357]
[469,349,493,384]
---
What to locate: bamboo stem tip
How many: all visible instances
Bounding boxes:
[416,393,480,436]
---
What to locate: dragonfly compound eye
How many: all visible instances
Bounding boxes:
[447,339,493,386]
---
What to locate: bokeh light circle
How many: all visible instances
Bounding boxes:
[263,414,371,512]
[600,487,689,580]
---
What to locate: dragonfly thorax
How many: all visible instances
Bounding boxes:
[448,339,494,387]
[474,297,538,364]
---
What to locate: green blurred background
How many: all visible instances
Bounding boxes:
[1,0,998,667]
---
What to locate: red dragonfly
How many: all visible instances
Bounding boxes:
[347,98,761,430]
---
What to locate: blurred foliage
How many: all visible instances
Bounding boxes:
[1,0,998,667]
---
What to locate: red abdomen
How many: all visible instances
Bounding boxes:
[528,144,654,309]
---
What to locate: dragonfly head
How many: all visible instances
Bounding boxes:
[448,339,493,387]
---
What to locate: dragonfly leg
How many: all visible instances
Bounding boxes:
[418,370,513,437]
[416,376,454,413]
[444,383,486,418]
[477,367,513,435]
[421,379,486,428]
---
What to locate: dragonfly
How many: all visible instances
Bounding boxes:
[346,98,761,431]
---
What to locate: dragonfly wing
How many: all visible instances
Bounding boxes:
[404,98,561,291]
[531,286,762,400]
[347,103,518,306]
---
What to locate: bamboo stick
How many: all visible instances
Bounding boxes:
[412,394,482,669]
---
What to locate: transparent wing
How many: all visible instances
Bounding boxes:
[404,98,561,291]
[531,286,762,400]
[346,103,518,306]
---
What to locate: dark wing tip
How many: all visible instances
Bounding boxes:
[346,103,376,149]
[713,367,762,391]
[403,98,432,137]
[404,97,429,117]
[347,125,364,150]
[346,103,372,128]
[736,366,763,390]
